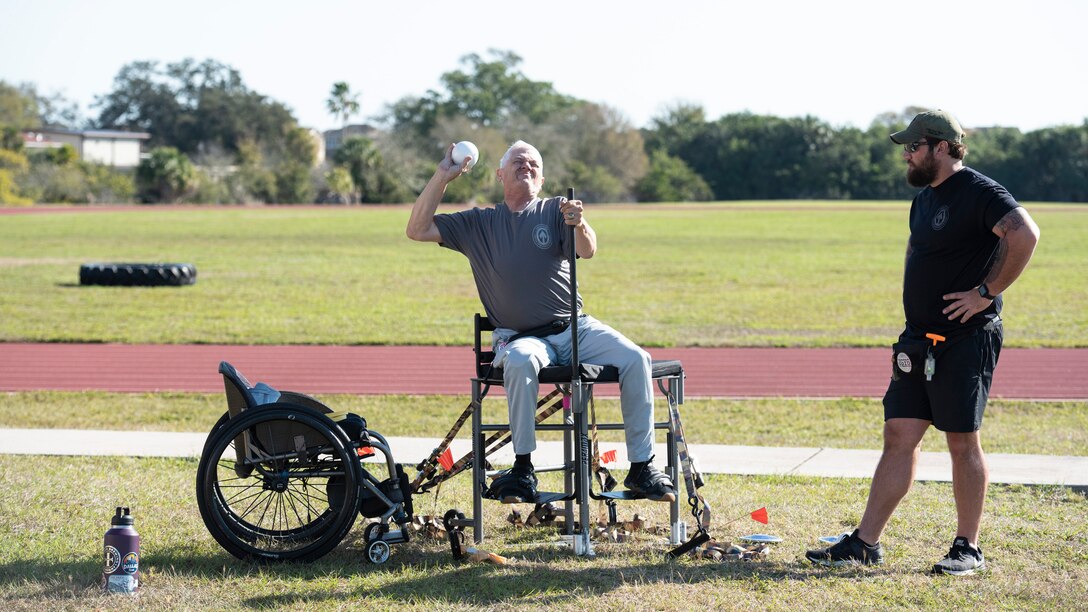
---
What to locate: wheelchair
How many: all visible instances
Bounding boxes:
[195,361,413,564]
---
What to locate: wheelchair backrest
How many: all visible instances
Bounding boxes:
[219,361,260,418]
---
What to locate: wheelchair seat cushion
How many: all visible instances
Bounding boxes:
[249,382,281,405]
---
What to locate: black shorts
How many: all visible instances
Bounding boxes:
[882,321,1003,432]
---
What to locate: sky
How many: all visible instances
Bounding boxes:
[2,0,1086,134]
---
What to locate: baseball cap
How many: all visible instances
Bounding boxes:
[890,110,965,144]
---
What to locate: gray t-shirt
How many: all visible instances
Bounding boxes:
[433,197,583,331]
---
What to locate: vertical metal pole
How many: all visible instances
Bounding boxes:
[567,186,593,557]
[471,381,484,544]
[567,187,578,376]
[666,377,680,545]
[563,390,574,534]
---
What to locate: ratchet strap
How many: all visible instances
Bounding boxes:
[665,382,712,558]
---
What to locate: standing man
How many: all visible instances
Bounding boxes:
[806,110,1040,575]
[406,140,676,504]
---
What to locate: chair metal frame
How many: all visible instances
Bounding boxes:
[457,314,686,556]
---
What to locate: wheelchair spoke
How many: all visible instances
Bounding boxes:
[285,479,324,524]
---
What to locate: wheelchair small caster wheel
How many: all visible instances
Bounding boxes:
[363,521,385,544]
[365,538,391,564]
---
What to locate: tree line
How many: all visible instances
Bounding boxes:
[2,51,1085,205]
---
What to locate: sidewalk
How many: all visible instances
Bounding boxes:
[2,428,1085,488]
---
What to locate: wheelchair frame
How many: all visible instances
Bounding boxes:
[195,361,414,564]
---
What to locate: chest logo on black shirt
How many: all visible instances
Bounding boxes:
[931,205,949,231]
[532,224,552,250]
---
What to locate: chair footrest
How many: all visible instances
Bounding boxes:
[535,491,575,504]
[590,490,643,501]
[484,490,574,504]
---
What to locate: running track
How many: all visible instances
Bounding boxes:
[1,343,1083,399]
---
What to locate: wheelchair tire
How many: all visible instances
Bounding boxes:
[201,411,230,457]
[79,262,197,287]
[196,405,361,562]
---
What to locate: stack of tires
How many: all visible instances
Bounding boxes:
[79,263,197,287]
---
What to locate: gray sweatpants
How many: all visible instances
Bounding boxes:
[491,315,655,463]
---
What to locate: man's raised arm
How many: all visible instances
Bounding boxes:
[406,144,470,243]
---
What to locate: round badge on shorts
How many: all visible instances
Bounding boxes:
[896,352,912,373]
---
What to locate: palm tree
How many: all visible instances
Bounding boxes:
[326,82,360,130]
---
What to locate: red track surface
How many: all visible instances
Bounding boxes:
[1,343,1083,399]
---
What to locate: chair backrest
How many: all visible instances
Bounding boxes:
[474,313,497,378]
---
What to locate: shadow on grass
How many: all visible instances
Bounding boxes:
[0,535,894,607]
[237,539,869,608]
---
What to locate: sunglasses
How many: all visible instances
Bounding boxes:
[904,140,931,153]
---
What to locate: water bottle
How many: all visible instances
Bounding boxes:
[103,507,140,594]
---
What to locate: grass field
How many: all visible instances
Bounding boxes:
[1,391,1085,609]
[2,202,1086,610]
[1,455,1086,610]
[1,202,1085,347]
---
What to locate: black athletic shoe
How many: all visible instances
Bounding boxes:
[623,460,677,502]
[484,464,538,504]
[805,529,885,566]
[932,537,986,576]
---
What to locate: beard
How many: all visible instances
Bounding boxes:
[907,150,939,187]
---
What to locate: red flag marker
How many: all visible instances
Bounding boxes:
[751,507,769,524]
[438,447,454,471]
[600,450,617,464]
[357,446,375,458]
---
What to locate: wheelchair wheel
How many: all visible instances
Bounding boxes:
[196,405,361,562]
[201,411,230,456]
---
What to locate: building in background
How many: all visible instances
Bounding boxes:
[323,124,376,162]
[22,129,151,168]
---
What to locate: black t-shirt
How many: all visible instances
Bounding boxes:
[902,167,1020,338]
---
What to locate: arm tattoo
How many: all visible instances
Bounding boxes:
[996,209,1026,234]
[985,238,1009,283]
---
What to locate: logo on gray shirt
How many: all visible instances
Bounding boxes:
[532,224,552,249]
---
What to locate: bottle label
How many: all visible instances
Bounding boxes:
[106,574,138,594]
[122,552,139,574]
[104,545,121,573]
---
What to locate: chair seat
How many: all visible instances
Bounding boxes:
[478,359,683,385]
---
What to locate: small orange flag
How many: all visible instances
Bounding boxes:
[751,507,769,524]
[438,447,454,471]
[600,450,617,464]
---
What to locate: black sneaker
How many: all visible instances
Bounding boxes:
[623,460,676,502]
[932,537,986,575]
[806,529,885,566]
[484,464,538,504]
